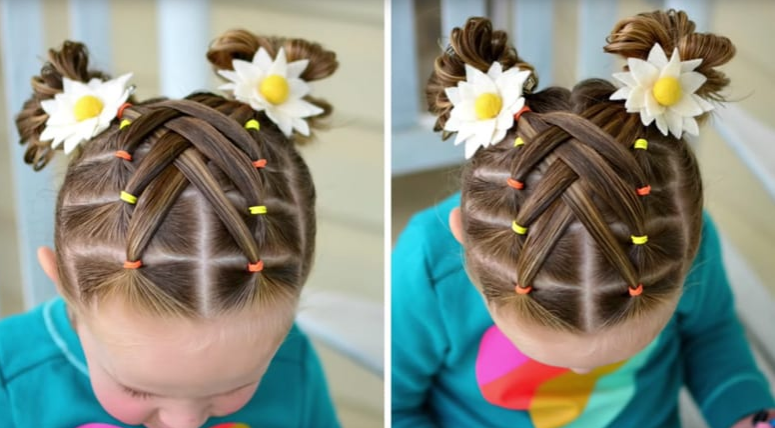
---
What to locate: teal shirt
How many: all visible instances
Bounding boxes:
[0,297,340,427]
[392,193,774,428]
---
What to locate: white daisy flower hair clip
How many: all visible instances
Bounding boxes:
[428,17,537,160]
[610,43,712,139]
[208,33,338,141]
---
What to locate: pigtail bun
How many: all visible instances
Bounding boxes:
[206,29,339,143]
[427,17,537,134]
[605,9,735,102]
[16,42,113,170]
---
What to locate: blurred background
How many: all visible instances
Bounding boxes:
[392,0,774,426]
[0,0,383,426]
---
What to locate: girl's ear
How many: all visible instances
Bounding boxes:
[37,246,61,290]
[449,207,464,244]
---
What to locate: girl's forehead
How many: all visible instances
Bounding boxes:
[77,298,290,397]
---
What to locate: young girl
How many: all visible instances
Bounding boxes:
[0,29,340,427]
[392,11,775,428]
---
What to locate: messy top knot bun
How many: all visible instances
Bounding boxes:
[207,29,339,143]
[427,17,537,133]
[15,42,126,170]
[605,9,735,101]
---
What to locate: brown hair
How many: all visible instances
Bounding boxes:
[426,12,735,332]
[16,29,338,319]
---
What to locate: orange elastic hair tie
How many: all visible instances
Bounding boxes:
[514,105,531,121]
[248,260,264,272]
[117,102,132,120]
[115,150,132,161]
[515,284,532,295]
[123,260,142,269]
[637,185,651,196]
[507,178,525,190]
[252,159,267,168]
[629,284,643,296]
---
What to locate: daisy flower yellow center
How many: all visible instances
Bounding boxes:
[474,92,502,120]
[73,95,104,122]
[259,74,290,105]
[652,76,682,106]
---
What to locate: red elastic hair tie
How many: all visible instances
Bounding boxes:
[252,159,267,168]
[629,284,644,296]
[636,185,651,196]
[248,260,264,272]
[123,260,142,269]
[507,178,525,190]
[514,105,531,122]
[515,284,532,295]
[115,150,132,161]
[117,102,132,120]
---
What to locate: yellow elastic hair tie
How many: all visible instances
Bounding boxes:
[631,235,648,245]
[119,119,131,130]
[249,205,267,215]
[120,191,137,205]
[511,221,527,235]
[514,137,525,148]
[245,119,260,131]
[634,138,648,150]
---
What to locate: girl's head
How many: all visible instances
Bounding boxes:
[427,11,734,371]
[17,30,337,426]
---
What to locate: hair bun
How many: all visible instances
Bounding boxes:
[604,9,735,101]
[15,41,112,170]
[207,29,338,142]
[426,17,536,133]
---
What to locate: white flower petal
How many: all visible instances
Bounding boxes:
[610,87,631,101]
[693,94,714,112]
[472,119,496,147]
[495,109,513,130]
[464,139,481,159]
[497,69,529,106]
[665,110,683,137]
[487,62,503,80]
[287,59,309,79]
[504,96,525,116]
[254,47,274,70]
[625,86,647,110]
[612,72,637,88]
[661,49,682,78]
[234,59,259,81]
[453,124,477,145]
[266,108,293,136]
[268,48,288,76]
[644,92,665,118]
[452,100,477,122]
[670,93,704,117]
[640,109,656,126]
[491,128,507,146]
[293,117,310,136]
[683,117,699,136]
[288,78,311,99]
[278,98,323,118]
[445,87,461,105]
[654,114,669,136]
[445,115,462,132]
[628,58,659,86]
[680,58,703,72]
[679,71,706,94]
[647,43,669,68]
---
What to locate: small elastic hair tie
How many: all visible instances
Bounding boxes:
[636,185,651,196]
[117,102,132,119]
[514,136,525,147]
[249,205,267,215]
[507,178,525,190]
[248,260,264,272]
[511,221,527,235]
[115,150,133,161]
[252,159,268,168]
[634,138,648,150]
[120,191,138,205]
[123,260,142,269]
[513,105,531,122]
[515,284,532,295]
[629,283,643,296]
[631,235,648,245]
[119,119,132,130]
[245,119,260,131]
